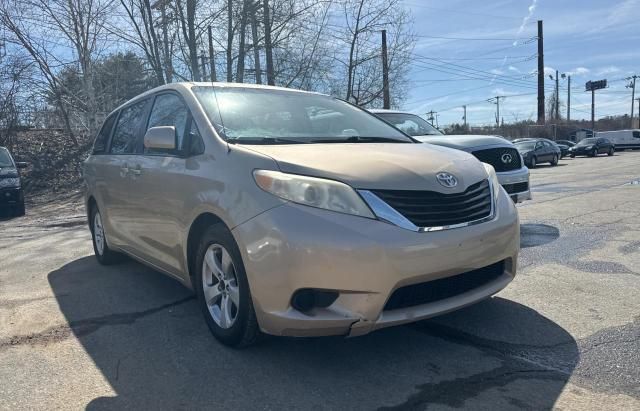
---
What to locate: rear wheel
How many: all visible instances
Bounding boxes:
[90,206,123,265]
[590,148,597,157]
[608,147,614,156]
[551,155,559,166]
[194,223,261,348]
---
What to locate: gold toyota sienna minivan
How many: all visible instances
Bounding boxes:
[83,83,519,347]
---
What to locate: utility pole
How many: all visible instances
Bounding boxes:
[549,70,559,121]
[628,75,637,128]
[537,20,545,124]
[567,75,571,121]
[637,98,640,128]
[591,88,595,130]
[200,51,207,81]
[462,105,467,129]
[488,96,501,128]
[208,26,217,82]
[426,111,436,126]
[381,30,390,109]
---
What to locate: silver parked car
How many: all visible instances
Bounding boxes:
[83,83,520,347]
[370,109,531,203]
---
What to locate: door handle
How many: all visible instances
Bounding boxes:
[120,164,130,177]
[130,165,142,176]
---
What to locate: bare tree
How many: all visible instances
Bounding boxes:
[115,0,166,85]
[35,0,114,133]
[175,0,200,81]
[0,1,78,143]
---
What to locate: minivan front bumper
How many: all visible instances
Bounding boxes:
[232,188,519,337]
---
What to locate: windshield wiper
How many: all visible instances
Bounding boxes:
[226,137,308,145]
[309,136,413,144]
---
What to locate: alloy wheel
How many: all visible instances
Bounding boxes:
[93,212,105,256]
[202,244,240,329]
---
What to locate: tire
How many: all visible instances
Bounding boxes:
[90,205,123,265]
[529,156,536,168]
[570,154,575,158]
[13,202,25,217]
[551,155,558,166]
[194,223,261,348]
[590,148,597,157]
[608,148,614,156]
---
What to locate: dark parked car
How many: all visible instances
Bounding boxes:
[0,147,27,216]
[555,140,575,147]
[514,139,561,168]
[556,144,570,158]
[568,138,615,157]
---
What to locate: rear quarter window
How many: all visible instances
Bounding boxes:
[633,131,640,139]
[93,114,117,154]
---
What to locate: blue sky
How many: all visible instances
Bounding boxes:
[402,0,640,126]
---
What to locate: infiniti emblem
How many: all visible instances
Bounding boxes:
[436,172,458,188]
[501,153,513,164]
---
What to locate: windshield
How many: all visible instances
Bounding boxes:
[515,142,536,151]
[193,86,413,144]
[374,112,443,136]
[577,138,597,146]
[0,148,14,167]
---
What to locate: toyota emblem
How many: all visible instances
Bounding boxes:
[501,153,513,164]
[436,172,458,188]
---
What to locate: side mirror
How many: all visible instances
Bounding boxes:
[144,126,176,150]
[16,162,28,169]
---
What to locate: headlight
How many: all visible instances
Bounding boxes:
[0,177,20,188]
[482,163,500,202]
[253,169,375,218]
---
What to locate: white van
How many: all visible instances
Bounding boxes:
[595,130,640,150]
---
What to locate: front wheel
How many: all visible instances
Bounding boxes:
[90,206,123,265]
[551,155,559,166]
[608,148,614,156]
[195,223,261,348]
[590,148,597,157]
[570,154,576,158]
[13,202,25,217]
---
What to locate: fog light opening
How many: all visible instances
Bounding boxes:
[291,289,339,312]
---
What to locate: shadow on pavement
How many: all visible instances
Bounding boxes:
[49,256,577,409]
[520,223,561,248]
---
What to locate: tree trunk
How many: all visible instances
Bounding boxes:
[236,0,248,83]
[226,0,233,81]
[187,0,200,81]
[262,0,274,85]
[250,8,262,84]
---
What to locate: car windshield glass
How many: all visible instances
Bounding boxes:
[514,142,536,151]
[577,138,596,146]
[0,149,14,167]
[192,86,413,144]
[374,112,443,136]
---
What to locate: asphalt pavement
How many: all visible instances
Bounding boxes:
[0,152,638,410]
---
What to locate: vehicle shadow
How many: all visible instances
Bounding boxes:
[48,257,578,410]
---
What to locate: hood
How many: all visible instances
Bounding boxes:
[240,143,488,192]
[414,134,512,152]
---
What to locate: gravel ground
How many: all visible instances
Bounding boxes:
[0,152,638,410]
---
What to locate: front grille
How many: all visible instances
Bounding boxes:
[370,179,492,228]
[384,261,505,311]
[502,181,529,194]
[472,147,521,172]
[0,188,20,204]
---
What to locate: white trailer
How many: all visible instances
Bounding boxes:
[595,130,640,150]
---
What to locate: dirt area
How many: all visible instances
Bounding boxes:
[3,130,91,205]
